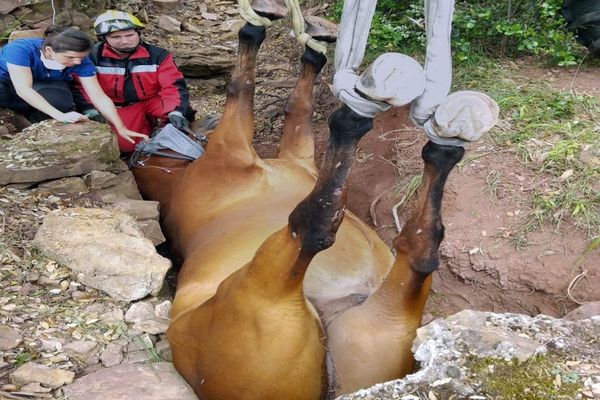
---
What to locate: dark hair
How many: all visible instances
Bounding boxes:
[43,26,92,53]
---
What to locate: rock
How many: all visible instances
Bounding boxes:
[100,342,124,367]
[137,219,166,246]
[99,308,125,325]
[10,362,75,389]
[126,302,170,334]
[175,47,236,78]
[157,15,181,33]
[37,176,87,194]
[152,0,180,10]
[63,340,98,358]
[201,12,219,21]
[125,302,155,323]
[62,363,197,399]
[0,125,11,138]
[89,170,142,203]
[0,326,22,350]
[134,318,170,335]
[219,19,244,32]
[33,208,171,302]
[83,170,119,190]
[109,199,160,220]
[20,382,53,393]
[563,301,600,320]
[338,311,600,399]
[155,339,173,362]
[154,300,172,320]
[127,334,156,352]
[1,383,18,391]
[0,0,42,14]
[0,120,120,185]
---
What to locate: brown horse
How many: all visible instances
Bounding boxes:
[132,4,465,399]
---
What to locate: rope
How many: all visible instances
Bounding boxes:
[238,0,273,27]
[282,0,328,55]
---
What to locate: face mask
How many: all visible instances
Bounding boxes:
[40,50,66,71]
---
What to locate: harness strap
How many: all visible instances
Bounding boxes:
[333,0,391,118]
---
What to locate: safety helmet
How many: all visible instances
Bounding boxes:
[94,10,145,37]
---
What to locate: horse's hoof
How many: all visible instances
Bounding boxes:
[251,0,289,20]
[305,15,338,43]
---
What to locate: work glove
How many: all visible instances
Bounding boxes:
[168,111,189,130]
[82,108,107,124]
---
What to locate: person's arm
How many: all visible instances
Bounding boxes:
[156,52,193,128]
[79,75,148,144]
[7,63,87,123]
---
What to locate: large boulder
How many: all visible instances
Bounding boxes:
[339,310,600,399]
[0,120,120,185]
[32,208,171,302]
[62,363,197,400]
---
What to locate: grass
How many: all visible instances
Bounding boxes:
[453,58,600,241]
[469,356,583,400]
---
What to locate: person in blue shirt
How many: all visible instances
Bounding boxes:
[0,26,146,145]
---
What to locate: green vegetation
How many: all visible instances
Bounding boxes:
[333,0,585,66]
[14,352,32,367]
[454,59,600,238]
[469,356,583,399]
[331,0,599,242]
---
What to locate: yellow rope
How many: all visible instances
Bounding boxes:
[237,0,327,54]
[282,0,328,55]
[238,0,273,26]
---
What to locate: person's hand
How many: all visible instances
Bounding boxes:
[82,108,107,124]
[116,128,149,144]
[168,111,189,130]
[56,111,89,123]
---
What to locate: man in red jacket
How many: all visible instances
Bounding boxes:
[75,10,195,152]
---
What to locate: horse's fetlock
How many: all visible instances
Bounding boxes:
[422,141,465,173]
[238,23,267,48]
[329,105,373,145]
[301,48,327,72]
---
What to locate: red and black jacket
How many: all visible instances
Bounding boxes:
[75,41,194,119]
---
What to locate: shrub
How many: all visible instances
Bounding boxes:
[332,0,586,66]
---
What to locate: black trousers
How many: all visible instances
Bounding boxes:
[0,80,76,123]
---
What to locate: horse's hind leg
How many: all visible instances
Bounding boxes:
[277,16,337,173]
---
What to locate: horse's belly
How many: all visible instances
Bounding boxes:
[171,206,393,322]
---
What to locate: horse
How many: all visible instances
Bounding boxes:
[130,0,497,397]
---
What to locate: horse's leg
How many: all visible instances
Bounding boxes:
[167,104,373,400]
[200,21,266,164]
[277,17,337,173]
[327,141,464,395]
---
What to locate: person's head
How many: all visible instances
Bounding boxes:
[42,27,92,67]
[94,10,145,54]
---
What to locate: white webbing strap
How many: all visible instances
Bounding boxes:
[333,0,391,118]
[282,0,328,55]
[410,0,455,127]
[238,0,273,26]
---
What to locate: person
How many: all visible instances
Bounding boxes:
[0,26,147,146]
[74,10,196,153]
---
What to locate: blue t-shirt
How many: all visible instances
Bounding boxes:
[0,38,96,83]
